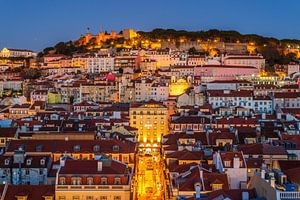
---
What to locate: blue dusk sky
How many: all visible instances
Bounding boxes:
[0,0,299,51]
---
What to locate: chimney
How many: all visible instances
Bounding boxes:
[261,169,265,179]
[270,177,275,188]
[97,161,103,171]
[60,157,65,167]
[233,155,240,168]
[200,169,203,180]
[280,174,287,185]
[242,191,249,200]
[194,183,201,199]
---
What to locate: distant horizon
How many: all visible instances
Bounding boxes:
[1,0,300,51]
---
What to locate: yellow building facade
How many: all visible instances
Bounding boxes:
[48,92,62,104]
[169,78,190,96]
[130,102,169,144]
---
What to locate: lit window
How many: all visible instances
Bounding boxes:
[114,177,121,185]
[101,177,107,185]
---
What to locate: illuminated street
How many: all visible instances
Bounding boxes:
[134,144,167,200]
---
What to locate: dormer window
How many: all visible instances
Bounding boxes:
[113,145,119,152]
[87,177,93,185]
[59,177,66,185]
[36,145,43,152]
[72,177,81,185]
[73,145,81,152]
[114,177,121,185]
[101,177,107,185]
[93,145,100,152]
[224,160,231,167]
[26,159,32,166]
[4,158,10,165]
[211,183,223,191]
[40,158,45,165]
[43,196,54,200]
[15,195,28,200]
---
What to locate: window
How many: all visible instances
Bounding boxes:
[73,145,81,152]
[72,196,79,200]
[101,177,107,185]
[113,145,119,152]
[114,177,121,185]
[26,159,32,166]
[93,145,100,152]
[25,169,30,175]
[4,158,10,165]
[59,197,66,200]
[87,177,93,185]
[224,161,231,167]
[40,159,45,165]
[114,196,121,200]
[100,197,107,200]
[86,196,93,200]
[72,177,81,185]
[59,177,66,185]
[212,184,223,191]
[123,156,129,163]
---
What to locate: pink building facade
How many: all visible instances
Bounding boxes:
[194,65,259,82]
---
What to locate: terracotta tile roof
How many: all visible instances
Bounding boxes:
[3,185,54,200]
[163,132,208,146]
[274,92,300,99]
[209,130,236,145]
[0,155,51,168]
[284,167,300,184]
[246,158,263,168]
[176,165,229,192]
[169,162,216,173]
[216,117,258,125]
[202,65,257,69]
[220,152,246,168]
[237,143,287,155]
[59,159,129,175]
[208,189,256,200]
[281,84,299,89]
[277,160,300,172]
[253,96,272,100]
[166,149,204,161]
[11,104,31,109]
[0,127,17,138]
[172,116,210,124]
[207,90,253,97]
[7,139,135,154]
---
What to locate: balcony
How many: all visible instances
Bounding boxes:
[277,191,300,200]
[56,184,131,191]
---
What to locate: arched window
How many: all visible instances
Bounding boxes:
[59,177,66,185]
[101,177,107,185]
[114,177,121,185]
[87,177,93,185]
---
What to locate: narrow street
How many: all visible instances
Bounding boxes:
[134,144,168,200]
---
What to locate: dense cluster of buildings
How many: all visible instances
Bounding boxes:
[0,30,300,200]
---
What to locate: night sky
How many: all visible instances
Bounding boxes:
[0,0,299,51]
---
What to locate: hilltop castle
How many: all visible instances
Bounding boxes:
[79,28,137,45]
